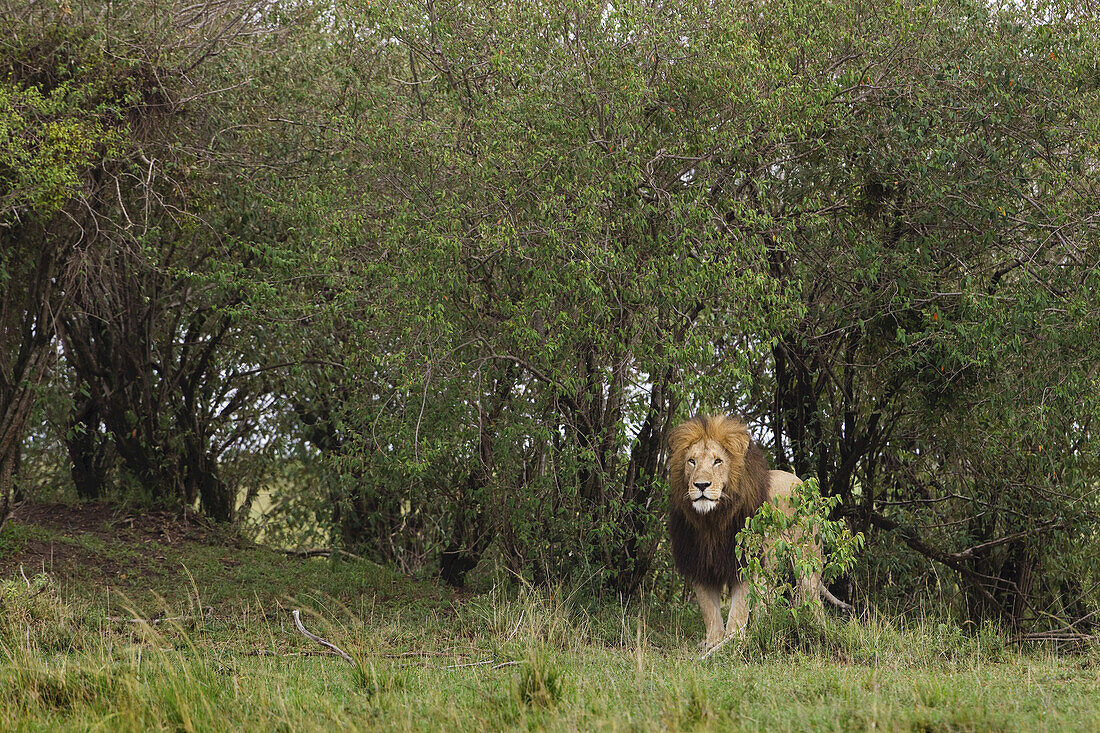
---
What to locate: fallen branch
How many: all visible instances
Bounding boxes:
[292,609,355,665]
[701,632,738,661]
[244,643,522,670]
[392,658,523,671]
[442,659,497,670]
[441,658,524,670]
[378,648,479,659]
[107,607,214,625]
[284,548,368,563]
[1011,629,1098,644]
[242,649,345,658]
[490,660,523,670]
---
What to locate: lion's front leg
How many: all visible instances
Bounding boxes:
[692,581,724,648]
[726,580,750,635]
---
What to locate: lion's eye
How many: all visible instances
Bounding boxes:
[687,458,695,465]
[714,458,722,465]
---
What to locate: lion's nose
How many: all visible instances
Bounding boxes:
[693,481,711,491]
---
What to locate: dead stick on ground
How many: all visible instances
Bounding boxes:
[443,659,498,670]
[242,650,342,658]
[380,649,475,659]
[292,610,355,665]
[701,633,737,661]
[442,659,523,670]
[284,548,368,563]
[106,611,213,625]
[391,658,523,671]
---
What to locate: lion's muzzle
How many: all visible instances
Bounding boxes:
[690,482,721,515]
[692,497,718,514]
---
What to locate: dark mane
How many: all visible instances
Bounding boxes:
[667,417,771,589]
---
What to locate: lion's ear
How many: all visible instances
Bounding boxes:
[668,419,704,455]
[715,418,750,459]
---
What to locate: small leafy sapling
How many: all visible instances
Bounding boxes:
[736,477,863,617]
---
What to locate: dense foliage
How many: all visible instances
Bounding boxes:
[3,0,1098,635]
[737,477,864,613]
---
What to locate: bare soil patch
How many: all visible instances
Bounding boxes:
[1,501,230,593]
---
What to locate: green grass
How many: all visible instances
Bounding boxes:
[1,513,1098,731]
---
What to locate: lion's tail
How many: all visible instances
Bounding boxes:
[820,585,854,614]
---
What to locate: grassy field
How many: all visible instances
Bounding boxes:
[2,502,1097,732]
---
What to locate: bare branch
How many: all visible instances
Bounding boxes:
[291,609,355,665]
[283,548,369,563]
[949,520,1063,560]
[700,632,737,661]
[107,607,214,624]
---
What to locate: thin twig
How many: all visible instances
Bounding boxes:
[700,632,738,661]
[240,649,343,658]
[106,608,214,625]
[490,660,523,670]
[292,610,355,665]
[284,548,369,563]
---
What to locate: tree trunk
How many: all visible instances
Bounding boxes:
[439,364,518,587]
[67,392,110,499]
[0,346,56,527]
[609,370,677,596]
[0,448,16,525]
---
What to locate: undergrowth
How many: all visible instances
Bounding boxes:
[732,603,1009,669]
[1,566,1097,731]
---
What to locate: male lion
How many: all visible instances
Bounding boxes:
[667,415,849,648]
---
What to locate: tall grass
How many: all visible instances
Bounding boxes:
[2,569,1098,731]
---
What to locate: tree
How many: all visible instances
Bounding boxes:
[306,0,1100,621]
[6,0,1094,634]
[3,0,310,522]
[1,8,129,521]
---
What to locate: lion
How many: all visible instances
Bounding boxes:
[667,415,851,648]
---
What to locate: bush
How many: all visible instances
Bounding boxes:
[736,477,864,616]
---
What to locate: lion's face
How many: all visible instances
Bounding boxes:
[681,438,734,515]
[668,415,753,522]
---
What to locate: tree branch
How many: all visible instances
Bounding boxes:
[949,520,1063,560]
[866,511,1007,614]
